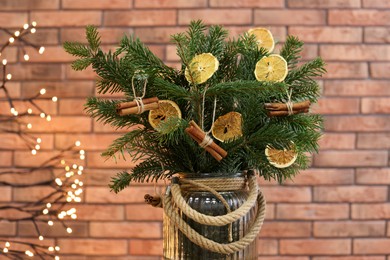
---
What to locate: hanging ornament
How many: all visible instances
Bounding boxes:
[265,89,310,117]
[185,53,219,84]
[265,142,298,168]
[116,74,159,116]
[254,54,288,82]
[185,120,227,162]
[148,100,182,132]
[211,111,243,143]
[248,27,275,53]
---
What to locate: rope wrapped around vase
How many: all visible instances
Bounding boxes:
[145,173,266,255]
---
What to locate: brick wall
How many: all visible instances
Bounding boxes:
[0,0,389,259]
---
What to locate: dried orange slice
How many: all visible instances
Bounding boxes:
[185,53,219,84]
[148,100,181,131]
[211,112,243,142]
[248,28,275,53]
[265,142,297,168]
[254,54,288,82]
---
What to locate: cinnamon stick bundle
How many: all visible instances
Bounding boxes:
[185,120,227,162]
[265,100,310,117]
[117,97,159,116]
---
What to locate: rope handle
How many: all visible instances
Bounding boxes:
[163,189,266,254]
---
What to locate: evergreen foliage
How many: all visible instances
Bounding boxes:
[64,21,325,193]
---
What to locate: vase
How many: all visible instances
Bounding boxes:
[163,172,260,260]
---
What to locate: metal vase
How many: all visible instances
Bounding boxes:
[163,173,258,260]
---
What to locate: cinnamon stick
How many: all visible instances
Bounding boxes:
[116,97,159,109]
[188,121,228,158]
[117,102,159,116]
[185,126,225,162]
[268,108,309,117]
[265,100,310,111]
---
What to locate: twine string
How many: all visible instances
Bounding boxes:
[131,74,148,114]
[286,89,294,115]
[199,134,213,148]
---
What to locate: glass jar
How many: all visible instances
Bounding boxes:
[163,173,258,260]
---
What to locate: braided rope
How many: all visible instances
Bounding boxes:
[163,188,266,254]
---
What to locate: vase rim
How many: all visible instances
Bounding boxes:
[178,172,245,179]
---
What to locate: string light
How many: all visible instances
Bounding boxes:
[75,140,81,147]
[14,31,20,37]
[23,23,29,29]
[5,242,10,247]
[40,112,45,118]
[39,236,44,241]
[48,220,54,226]
[46,115,52,121]
[3,248,8,253]
[48,247,54,252]
[6,73,11,80]
[52,96,58,102]
[27,123,32,129]
[27,108,33,114]
[9,37,14,43]
[39,46,45,54]
[24,54,29,61]
[35,144,40,150]
[55,246,60,251]
[37,138,42,143]
[55,256,60,260]
[2,59,6,65]
[40,88,46,95]
[30,28,36,34]
[43,209,49,214]
[32,21,37,27]
[66,227,72,234]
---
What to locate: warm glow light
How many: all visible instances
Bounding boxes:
[46,203,51,208]
[23,23,29,29]
[72,164,77,169]
[75,140,81,146]
[71,214,77,219]
[10,107,15,114]
[55,256,60,260]
[78,166,84,171]
[67,208,76,215]
[48,247,54,252]
[80,150,85,155]
[48,221,54,226]
[61,159,65,165]
[5,242,10,247]
[40,112,45,118]
[65,166,70,171]
[31,149,37,155]
[3,248,8,253]
[43,209,49,214]
[32,21,37,27]
[24,54,29,61]
[39,46,45,54]
[35,144,40,150]
[80,154,85,160]
[40,88,46,95]
[2,59,7,65]
[55,246,60,251]
[52,96,58,102]
[46,115,52,121]
[37,138,42,143]
[71,184,77,189]
[66,197,72,202]
[55,178,62,186]
[9,37,14,43]
[39,236,44,241]
[30,28,36,34]
[79,181,84,186]
[6,74,12,80]
[66,227,72,233]
[74,197,81,202]
[27,108,33,114]
[14,31,20,37]
[27,123,32,129]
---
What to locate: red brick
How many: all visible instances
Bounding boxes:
[261,187,311,202]
[352,203,390,219]
[260,258,309,260]
[324,62,368,79]
[288,0,360,8]
[254,10,326,25]
[356,168,390,184]
[321,45,390,61]
[300,44,319,60]
[370,62,390,78]
[22,46,75,63]
[135,27,183,44]
[314,186,388,202]
[325,116,390,132]
[135,0,207,8]
[23,116,92,133]
[90,222,161,238]
[280,239,351,255]
[329,10,390,25]
[55,133,120,150]
[318,133,356,150]
[9,64,62,80]
[0,46,17,62]
[363,0,390,7]
[0,222,16,236]
[0,0,59,10]
[0,12,28,27]
[314,150,388,167]
[289,26,362,43]
[0,187,12,202]
[59,99,85,115]
[126,204,163,221]
[65,65,96,80]
[179,9,252,25]
[258,239,278,255]
[62,0,131,9]
[18,221,88,237]
[324,80,390,96]
[58,239,127,255]
[313,97,359,114]
[0,133,53,150]
[265,203,276,219]
[261,221,311,238]
[85,186,155,203]
[0,99,57,116]
[21,81,94,98]
[12,186,55,202]
[354,239,390,254]
[362,98,390,114]
[285,169,354,185]
[129,239,162,255]
[61,28,133,44]
[76,205,124,220]
[364,27,390,43]
[277,204,349,220]
[0,82,20,99]
[313,257,385,260]
[0,151,12,167]
[93,120,129,133]
[31,11,102,27]
[104,11,176,26]
[314,221,385,237]
[210,0,284,7]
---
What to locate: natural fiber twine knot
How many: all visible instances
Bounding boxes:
[161,174,266,255]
